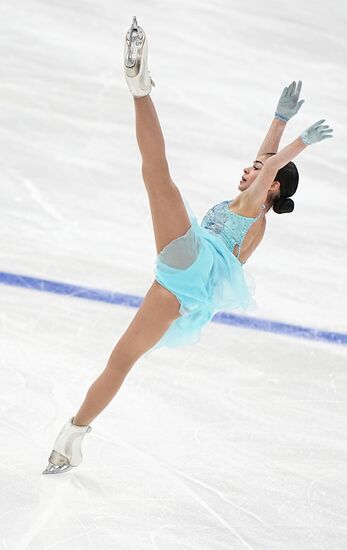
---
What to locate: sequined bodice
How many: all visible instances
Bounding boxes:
[200,199,265,260]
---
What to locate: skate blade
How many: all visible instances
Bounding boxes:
[125,17,145,71]
[42,462,72,474]
[42,449,73,475]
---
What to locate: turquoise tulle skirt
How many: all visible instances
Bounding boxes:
[152,198,257,349]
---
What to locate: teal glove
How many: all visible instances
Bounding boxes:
[275,80,305,122]
[300,119,334,145]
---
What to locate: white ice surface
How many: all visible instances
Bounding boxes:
[0,1,347,548]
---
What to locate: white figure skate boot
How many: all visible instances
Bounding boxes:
[42,416,92,475]
[124,16,155,98]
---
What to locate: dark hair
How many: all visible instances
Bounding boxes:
[263,153,299,214]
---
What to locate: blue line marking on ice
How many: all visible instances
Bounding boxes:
[0,271,346,346]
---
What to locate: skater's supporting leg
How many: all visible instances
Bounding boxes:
[73,281,181,426]
[134,96,191,254]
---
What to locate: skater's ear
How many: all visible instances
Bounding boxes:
[270,180,280,192]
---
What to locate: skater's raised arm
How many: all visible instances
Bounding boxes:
[256,118,287,158]
[269,119,333,169]
[249,119,334,202]
[256,80,305,158]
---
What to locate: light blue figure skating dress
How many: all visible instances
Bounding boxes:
[152,198,265,349]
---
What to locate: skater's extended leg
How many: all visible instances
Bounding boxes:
[73,281,181,426]
[134,94,168,171]
[127,29,192,256]
[134,95,192,254]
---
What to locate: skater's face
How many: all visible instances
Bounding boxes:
[238,155,269,192]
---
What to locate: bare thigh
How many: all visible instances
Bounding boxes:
[142,164,192,255]
[114,280,181,363]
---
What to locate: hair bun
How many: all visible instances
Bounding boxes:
[273,197,294,214]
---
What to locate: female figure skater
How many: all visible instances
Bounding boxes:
[42,16,333,474]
